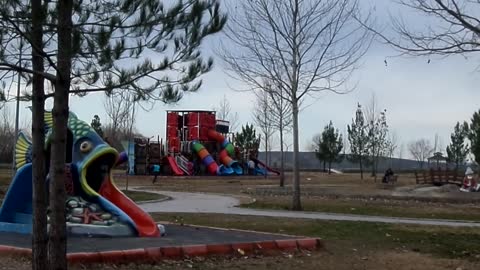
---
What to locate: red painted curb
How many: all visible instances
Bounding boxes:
[67,253,87,264]
[182,245,208,257]
[144,247,162,262]
[206,244,233,255]
[0,245,16,254]
[0,238,323,265]
[275,239,298,251]
[255,240,277,250]
[68,252,102,264]
[11,247,31,256]
[296,238,318,250]
[122,248,147,262]
[160,246,182,258]
[99,250,126,264]
[231,242,255,254]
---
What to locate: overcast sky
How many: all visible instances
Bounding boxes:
[4,0,480,158]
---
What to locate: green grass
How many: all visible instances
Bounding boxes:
[153,213,480,260]
[122,190,167,202]
[242,198,480,222]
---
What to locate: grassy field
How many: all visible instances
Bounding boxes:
[243,196,480,221]
[152,213,480,261]
[113,173,480,222]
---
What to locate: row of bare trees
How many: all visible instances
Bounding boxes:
[252,82,293,187]
[0,107,31,163]
[103,92,138,150]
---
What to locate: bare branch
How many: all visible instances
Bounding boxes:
[373,0,480,56]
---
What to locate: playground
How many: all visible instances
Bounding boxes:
[126,110,279,177]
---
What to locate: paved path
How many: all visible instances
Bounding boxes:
[138,189,480,227]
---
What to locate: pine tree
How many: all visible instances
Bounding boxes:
[316,121,343,174]
[0,1,226,268]
[312,134,326,172]
[90,115,104,138]
[469,110,480,165]
[347,104,368,179]
[446,122,469,170]
[234,124,260,154]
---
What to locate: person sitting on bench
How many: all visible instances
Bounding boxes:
[382,168,394,183]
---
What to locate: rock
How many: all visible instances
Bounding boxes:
[69,217,83,223]
[106,220,116,225]
[67,199,79,208]
[91,220,108,226]
[88,204,99,212]
[101,213,112,220]
[71,208,84,216]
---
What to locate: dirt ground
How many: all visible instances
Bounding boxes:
[1,249,478,270]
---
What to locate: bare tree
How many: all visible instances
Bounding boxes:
[213,94,239,132]
[409,138,434,168]
[0,107,14,163]
[253,90,275,168]
[221,0,372,210]
[374,0,480,57]
[365,94,389,179]
[433,133,445,155]
[386,132,398,168]
[104,92,135,136]
[263,80,292,187]
[398,143,405,160]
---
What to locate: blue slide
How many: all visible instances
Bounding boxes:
[0,164,33,233]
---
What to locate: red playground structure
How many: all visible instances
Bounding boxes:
[130,110,280,176]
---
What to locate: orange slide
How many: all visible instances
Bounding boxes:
[100,179,160,237]
[167,156,184,176]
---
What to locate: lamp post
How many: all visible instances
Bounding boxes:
[11,11,29,174]
[12,39,23,173]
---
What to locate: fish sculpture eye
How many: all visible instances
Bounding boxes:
[80,141,93,153]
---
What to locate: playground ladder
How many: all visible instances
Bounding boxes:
[175,154,191,176]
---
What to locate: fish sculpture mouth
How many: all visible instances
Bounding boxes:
[80,147,118,195]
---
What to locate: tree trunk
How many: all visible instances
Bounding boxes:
[279,125,285,187]
[359,156,363,180]
[264,131,268,179]
[328,161,332,175]
[291,100,302,211]
[371,144,376,178]
[290,0,301,211]
[31,0,48,268]
[49,0,72,268]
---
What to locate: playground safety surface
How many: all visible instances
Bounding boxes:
[0,224,321,264]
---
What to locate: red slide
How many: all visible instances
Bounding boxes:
[255,159,281,175]
[167,156,184,176]
[100,180,160,237]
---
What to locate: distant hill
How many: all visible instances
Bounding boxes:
[257,151,468,172]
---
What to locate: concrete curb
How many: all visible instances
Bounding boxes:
[0,238,322,265]
[136,196,172,205]
[127,188,173,204]
[66,237,322,265]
